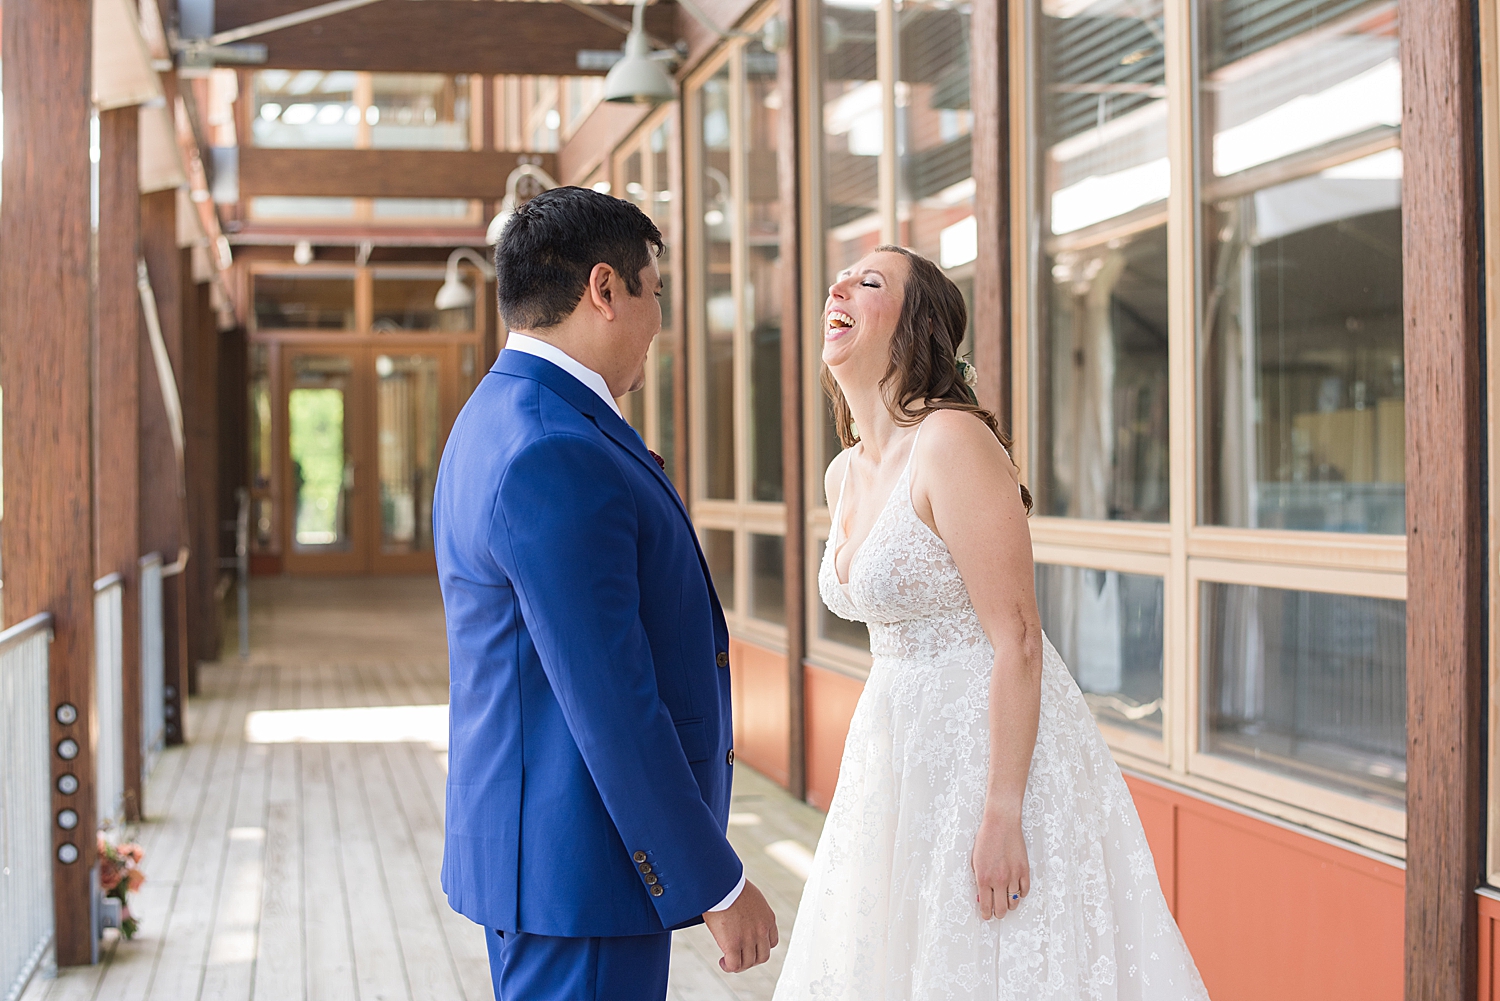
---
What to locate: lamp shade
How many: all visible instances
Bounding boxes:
[435,273,476,311]
[603,29,675,104]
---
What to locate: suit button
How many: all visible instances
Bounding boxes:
[633,851,647,863]
[645,874,658,885]
[717,652,729,668]
[650,885,664,897]
[638,862,653,874]
[726,748,735,765]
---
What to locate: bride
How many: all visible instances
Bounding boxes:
[772,247,1210,1001]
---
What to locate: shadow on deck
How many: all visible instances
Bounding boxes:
[22,576,821,1001]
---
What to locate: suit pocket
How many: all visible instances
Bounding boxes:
[673,717,710,763]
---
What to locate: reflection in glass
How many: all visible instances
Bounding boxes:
[373,269,475,331]
[376,353,442,555]
[701,65,736,500]
[746,40,785,503]
[288,356,354,552]
[370,73,472,150]
[1036,565,1163,736]
[1032,0,1170,522]
[1199,4,1404,534]
[1202,582,1406,807]
[897,0,975,278]
[822,0,883,280]
[252,70,359,148]
[749,533,786,625]
[255,274,356,330]
[703,529,736,610]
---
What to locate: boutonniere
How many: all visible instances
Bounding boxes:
[648,449,667,472]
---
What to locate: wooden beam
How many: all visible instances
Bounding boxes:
[184,280,221,676]
[969,0,1009,425]
[1401,1,1484,998]
[97,106,147,823]
[216,0,677,75]
[1,0,99,967]
[238,148,560,200]
[139,188,190,743]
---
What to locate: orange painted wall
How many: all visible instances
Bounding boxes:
[728,637,790,788]
[803,663,864,810]
[1478,892,1500,999]
[1124,774,1405,1001]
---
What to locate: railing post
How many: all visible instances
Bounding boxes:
[0,0,101,968]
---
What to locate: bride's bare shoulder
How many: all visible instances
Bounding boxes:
[917,410,1013,473]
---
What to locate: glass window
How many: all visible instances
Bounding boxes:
[746,40,785,503]
[749,533,787,624]
[370,73,472,150]
[651,123,680,488]
[700,64,737,501]
[1036,565,1164,737]
[249,344,274,551]
[897,0,976,281]
[288,355,355,552]
[1031,0,1170,523]
[372,268,475,332]
[703,528,736,610]
[251,70,359,148]
[1198,3,1404,535]
[254,274,356,331]
[376,353,442,555]
[1201,582,1406,808]
[370,198,480,223]
[248,196,358,221]
[822,0,884,279]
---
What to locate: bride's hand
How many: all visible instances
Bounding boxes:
[972,807,1029,920]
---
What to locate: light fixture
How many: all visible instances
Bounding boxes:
[293,239,314,266]
[603,0,677,105]
[435,247,496,312]
[485,162,561,245]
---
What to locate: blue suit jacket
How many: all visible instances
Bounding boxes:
[433,349,741,938]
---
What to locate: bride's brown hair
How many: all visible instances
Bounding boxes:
[821,245,1032,512]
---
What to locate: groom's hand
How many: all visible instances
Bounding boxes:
[701,879,778,973]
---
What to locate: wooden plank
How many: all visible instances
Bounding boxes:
[252,664,305,1001]
[299,733,358,1000]
[238,148,560,201]
[98,105,147,823]
[0,0,99,967]
[969,0,1009,424]
[214,0,678,76]
[1401,1,1485,998]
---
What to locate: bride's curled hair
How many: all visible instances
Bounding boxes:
[821,245,1033,512]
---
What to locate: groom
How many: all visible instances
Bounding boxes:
[433,186,778,1000]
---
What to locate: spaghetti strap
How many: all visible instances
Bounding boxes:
[901,421,925,480]
[831,453,854,545]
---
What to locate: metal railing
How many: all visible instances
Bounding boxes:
[139,554,165,779]
[0,614,55,1001]
[93,574,125,833]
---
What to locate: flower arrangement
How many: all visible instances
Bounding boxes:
[97,833,146,939]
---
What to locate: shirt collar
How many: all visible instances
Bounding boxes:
[504,332,623,419]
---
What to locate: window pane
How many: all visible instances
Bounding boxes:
[254,274,356,330]
[703,529,736,610]
[747,40,786,503]
[822,0,883,279]
[248,196,357,221]
[376,353,442,555]
[370,73,473,150]
[653,122,680,489]
[700,65,737,500]
[288,356,354,552]
[1031,0,1170,522]
[373,268,475,331]
[370,198,480,223]
[749,534,786,625]
[251,70,359,148]
[1198,4,1404,534]
[1036,565,1164,737]
[1201,582,1406,807]
[897,0,975,278]
[248,344,275,551]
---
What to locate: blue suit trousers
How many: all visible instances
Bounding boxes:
[486,927,672,1001]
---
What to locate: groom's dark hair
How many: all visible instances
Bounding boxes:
[495,186,664,331]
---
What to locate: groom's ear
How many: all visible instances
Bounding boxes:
[587,262,618,320]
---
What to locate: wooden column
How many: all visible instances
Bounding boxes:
[184,277,221,672]
[97,107,146,821]
[0,0,99,967]
[139,187,189,743]
[1401,2,1484,998]
[777,0,807,802]
[970,0,1010,424]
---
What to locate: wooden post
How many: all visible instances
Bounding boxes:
[777,0,807,802]
[184,277,221,671]
[97,106,146,821]
[970,0,1010,424]
[0,0,100,967]
[139,187,190,742]
[1401,1,1484,998]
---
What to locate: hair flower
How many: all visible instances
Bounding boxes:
[955,356,978,390]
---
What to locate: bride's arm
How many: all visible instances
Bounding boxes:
[912,410,1042,921]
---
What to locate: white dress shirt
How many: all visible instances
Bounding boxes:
[503,332,747,915]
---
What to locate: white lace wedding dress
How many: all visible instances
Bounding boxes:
[772,435,1210,1001]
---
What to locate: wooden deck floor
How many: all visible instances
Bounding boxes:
[22,576,823,1001]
